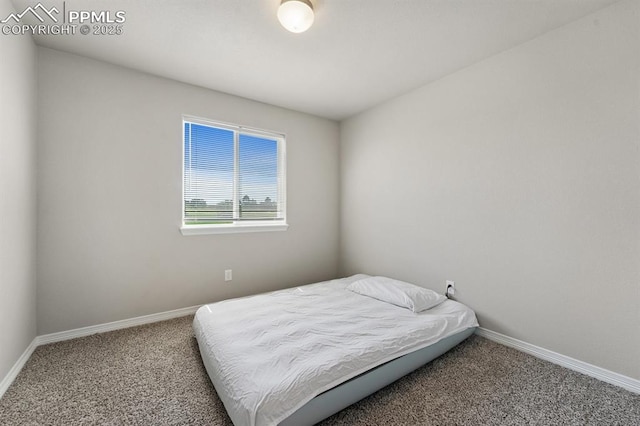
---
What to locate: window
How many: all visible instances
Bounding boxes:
[181,116,287,235]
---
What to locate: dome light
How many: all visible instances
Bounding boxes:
[277,0,314,34]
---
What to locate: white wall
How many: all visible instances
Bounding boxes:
[36,48,340,334]
[0,0,38,382]
[340,0,639,379]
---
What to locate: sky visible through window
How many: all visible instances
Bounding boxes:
[184,123,278,208]
[238,133,278,205]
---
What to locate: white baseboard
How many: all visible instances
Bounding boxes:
[37,304,201,345]
[4,310,638,400]
[0,339,37,399]
[475,327,640,394]
[0,304,201,399]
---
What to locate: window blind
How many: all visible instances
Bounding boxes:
[183,118,285,226]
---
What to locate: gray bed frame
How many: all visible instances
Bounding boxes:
[279,326,476,426]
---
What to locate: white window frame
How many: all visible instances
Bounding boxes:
[181,115,288,236]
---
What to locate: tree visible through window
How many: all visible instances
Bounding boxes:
[183,117,286,228]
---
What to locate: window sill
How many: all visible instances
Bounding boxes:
[180,223,289,236]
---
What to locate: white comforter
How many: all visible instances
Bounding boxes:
[193,275,478,426]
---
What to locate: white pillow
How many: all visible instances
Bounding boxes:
[347,276,446,313]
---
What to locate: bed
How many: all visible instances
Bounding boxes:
[193,274,478,426]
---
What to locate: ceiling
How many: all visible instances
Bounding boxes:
[12,0,619,120]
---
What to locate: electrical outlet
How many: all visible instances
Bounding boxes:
[225,269,232,282]
[446,280,455,297]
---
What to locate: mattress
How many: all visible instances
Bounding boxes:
[193,274,478,426]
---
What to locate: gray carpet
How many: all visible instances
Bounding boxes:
[0,316,638,425]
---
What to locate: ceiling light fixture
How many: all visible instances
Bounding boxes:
[277,0,314,33]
